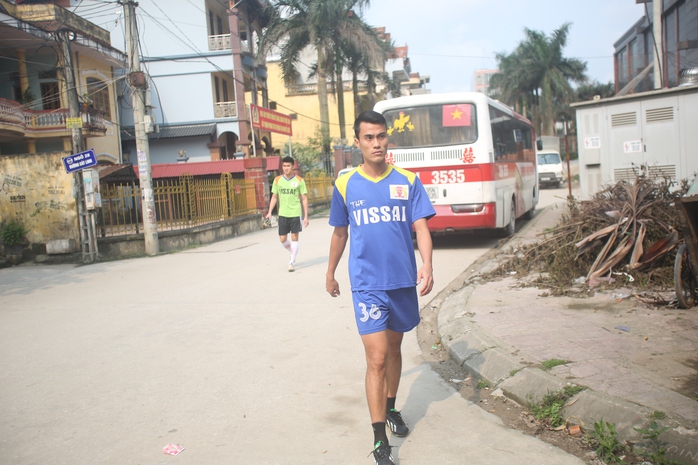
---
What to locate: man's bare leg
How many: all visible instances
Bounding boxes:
[385,330,403,398]
[361,331,389,424]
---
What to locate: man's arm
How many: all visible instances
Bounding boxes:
[301,193,309,227]
[326,226,348,297]
[414,218,434,296]
[266,193,278,219]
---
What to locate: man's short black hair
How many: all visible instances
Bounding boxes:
[282,156,295,165]
[354,110,387,138]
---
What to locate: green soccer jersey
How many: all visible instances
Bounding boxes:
[272,175,307,218]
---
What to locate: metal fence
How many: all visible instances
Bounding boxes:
[97,173,333,237]
[304,172,333,204]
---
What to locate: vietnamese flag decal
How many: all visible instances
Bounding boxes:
[442,104,471,127]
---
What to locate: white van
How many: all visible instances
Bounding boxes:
[537,150,566,188]
[336,167,355,178]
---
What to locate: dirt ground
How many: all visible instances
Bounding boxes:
[417,281,656,464]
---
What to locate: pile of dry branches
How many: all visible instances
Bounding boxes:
[501,175,690,293]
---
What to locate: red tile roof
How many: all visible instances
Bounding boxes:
[134,156,280,179]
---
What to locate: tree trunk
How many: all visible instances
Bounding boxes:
[336,62,346,140]
[352,70,360,123]
[317,47,331,154]
[541,80,554,136]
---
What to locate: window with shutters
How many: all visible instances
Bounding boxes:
[86,77,110,116]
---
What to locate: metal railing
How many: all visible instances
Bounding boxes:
[97,173,333,237]
[305,173,333,204]
[214,101,237,118]
[285,80,368,96]
[208,33,231,51]
[0,98,106,135]
[97,174,256,237]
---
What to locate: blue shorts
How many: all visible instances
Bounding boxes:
[351,288,420,335]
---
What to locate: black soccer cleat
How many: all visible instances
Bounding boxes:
[371,441,394,465]
[386,409,409,437]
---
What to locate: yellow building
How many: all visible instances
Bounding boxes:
[265,57,362,147]
[264,32,429,150]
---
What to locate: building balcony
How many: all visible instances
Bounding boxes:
[207,34,253,54]
[0,98,107,140]
[285,80,368,96]
[208,34,231,51]
[214,101,237,118]
[208,35,267,73]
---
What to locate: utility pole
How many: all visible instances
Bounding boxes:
[121,0,159,255]
[653,0,664,89]
[564,119,572,198]
[57,28,97,263]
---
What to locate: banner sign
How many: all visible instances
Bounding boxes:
[250,104,292,136]
[62,149,97,173]
[66,117,83,129]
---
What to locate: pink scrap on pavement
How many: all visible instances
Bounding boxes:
[163,444,185,456]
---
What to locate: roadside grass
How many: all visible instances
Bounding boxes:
[635,421,681,465]
[586,419,625,463]
[541,358,569,370]
[529,385,586,427]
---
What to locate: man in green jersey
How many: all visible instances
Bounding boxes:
[266,156,309,272]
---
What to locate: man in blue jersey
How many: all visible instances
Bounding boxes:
[326,110,435,465]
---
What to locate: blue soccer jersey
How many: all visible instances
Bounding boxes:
[329,165,436,291]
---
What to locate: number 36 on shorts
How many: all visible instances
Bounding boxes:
[358,302,382,322]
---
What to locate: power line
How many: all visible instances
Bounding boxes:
[408,51,615,61]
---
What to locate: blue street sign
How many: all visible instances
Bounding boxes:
[62,149,97,173]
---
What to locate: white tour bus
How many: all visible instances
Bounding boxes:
[373,92,538,235]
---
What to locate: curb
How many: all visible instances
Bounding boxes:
[434,204,698,465]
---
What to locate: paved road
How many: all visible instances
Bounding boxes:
[0,195,583,464]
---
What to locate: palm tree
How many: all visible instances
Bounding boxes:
[575,80,615,101]
[341,23,395,122]
[491,23,587,136]
[333,15,388,138]
[554,80,615,129]
[490,49,535,118]
[261,0,383,149]
[261,0,334,152]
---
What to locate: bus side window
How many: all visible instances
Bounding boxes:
[495,143,506,160]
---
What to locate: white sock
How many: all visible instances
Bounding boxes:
[281,239,291,252]
[290,241,299,264]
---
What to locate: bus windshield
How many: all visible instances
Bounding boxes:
[382,104,478,149]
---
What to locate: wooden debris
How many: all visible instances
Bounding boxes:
[497,169,688,296]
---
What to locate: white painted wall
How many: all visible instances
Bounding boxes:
[109,1,211,58]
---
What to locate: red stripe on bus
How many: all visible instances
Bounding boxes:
[427,203,497,231]
[407,162,534,184]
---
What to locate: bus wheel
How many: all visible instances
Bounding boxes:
[500,199,515,237]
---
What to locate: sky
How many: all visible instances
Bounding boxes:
[362,0,648,93]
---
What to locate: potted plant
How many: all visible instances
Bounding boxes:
[19,88,36,106]
[1,219,28,258]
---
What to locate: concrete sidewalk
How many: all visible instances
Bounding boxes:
[436,202,698,464]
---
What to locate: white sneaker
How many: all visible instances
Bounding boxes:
[288,263,295,272]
